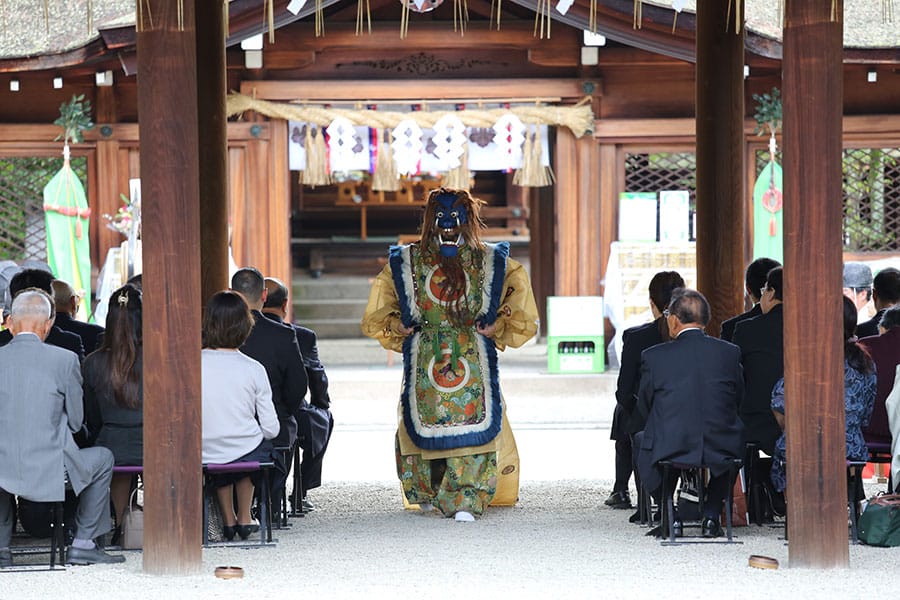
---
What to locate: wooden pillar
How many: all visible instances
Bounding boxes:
[137,0,203,574]
[694,0,745,336]
[783,0,847,568]
[576,136,602,296]
[196,0,230,304]
[555,128,579,295]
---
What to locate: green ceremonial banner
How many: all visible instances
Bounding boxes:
[44,159,91,319]
[752,159,783,263]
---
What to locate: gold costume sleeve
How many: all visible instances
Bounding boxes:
[490,257,539,351]
[360,264,407,353]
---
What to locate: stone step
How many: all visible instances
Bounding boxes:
[292,275,374,301]
[293,298,367,321]
[295,318,366,339]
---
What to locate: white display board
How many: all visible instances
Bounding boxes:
[618,192,658,242]
[547,296,604,337]
[659,190,690,243]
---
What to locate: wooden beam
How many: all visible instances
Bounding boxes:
[783,0,848,568]
[240,78,589,102]
[694,1,745,337]
[137,0,203,575]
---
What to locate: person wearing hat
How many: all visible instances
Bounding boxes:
[843,262,874,325]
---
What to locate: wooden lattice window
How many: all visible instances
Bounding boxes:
[624,152,697,239]
[0,157,88,262]
[755,147,900,252]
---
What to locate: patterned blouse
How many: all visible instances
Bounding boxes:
[769,360,876,492]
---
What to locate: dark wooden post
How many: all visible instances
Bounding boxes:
[694,0,745,335]
[196,0,231,304]
[783,0,847,567]
[137,0,203,574]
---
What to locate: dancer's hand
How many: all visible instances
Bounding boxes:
[476,322,496,337]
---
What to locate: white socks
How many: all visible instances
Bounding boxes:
[454,511,475,522]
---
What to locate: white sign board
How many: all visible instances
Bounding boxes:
[659,190,690,242]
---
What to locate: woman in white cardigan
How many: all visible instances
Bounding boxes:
[202,291,280,541]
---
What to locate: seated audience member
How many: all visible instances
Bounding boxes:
[720,257,781,343]
[262,276,333,512]
[610,271,684,517]
[770,296,876,501]
[82,284,143,544]
[0,268,85,360]
[0,290,124,566]
[52,279,105,355]
[857,267,900,339]
[843,262,874,330]
[202,290,280,541]
[231,267,307,520]
[733,266,784,456]
[858,305,900,446]
[635,289,744,538]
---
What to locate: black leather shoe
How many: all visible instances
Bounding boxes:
[628,510,641,524]
[701,517,723,538]
[223,525,237,541]
[236,523,260,540]
[604,490,633,509]
[66,546,126,565]
[0,548,12,568]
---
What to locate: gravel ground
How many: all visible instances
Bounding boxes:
[3,338,898,597]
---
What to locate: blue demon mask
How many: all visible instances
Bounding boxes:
[433,192,469,257]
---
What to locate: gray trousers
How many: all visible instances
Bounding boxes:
[0,446,114,547]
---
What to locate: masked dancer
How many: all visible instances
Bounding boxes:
[362,187,538,521]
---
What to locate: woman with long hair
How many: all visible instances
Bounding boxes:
[770,295,876,494]
[82,283,143,542]
[202,290,279,540]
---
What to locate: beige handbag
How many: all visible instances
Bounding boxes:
[122,486,143,550]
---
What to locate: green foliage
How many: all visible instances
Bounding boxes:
[752,87,782,137]
[54,94,94,145]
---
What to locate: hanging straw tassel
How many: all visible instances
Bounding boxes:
[444,142,471,190]
[372,129,400,192]
[302,125,332,187]
[513,126,554,188]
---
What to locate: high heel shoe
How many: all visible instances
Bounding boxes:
[222,525,237,541]
[235,523,259,540]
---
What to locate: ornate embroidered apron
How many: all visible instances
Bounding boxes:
[389,242,509,451]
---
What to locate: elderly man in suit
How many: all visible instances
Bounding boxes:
[636,288,744,538]
[52,279,105,355]
[262,277,333,512]
[231,267,308,519]
[0,290,124,567]
[0,268,85,360]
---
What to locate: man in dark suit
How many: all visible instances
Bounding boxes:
[52,279,105,355]
[262,277,333,511]
[609,271,684,517]
[0,290,124,566]
[720,257,781,343]
[231,267,308,518]
[859,305,900,446]
[732,266,784,456]
[0,268,85,360]
[857,267,900,339]
[636,288,744,538]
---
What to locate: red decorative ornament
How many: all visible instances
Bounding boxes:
[761,182,782,237]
